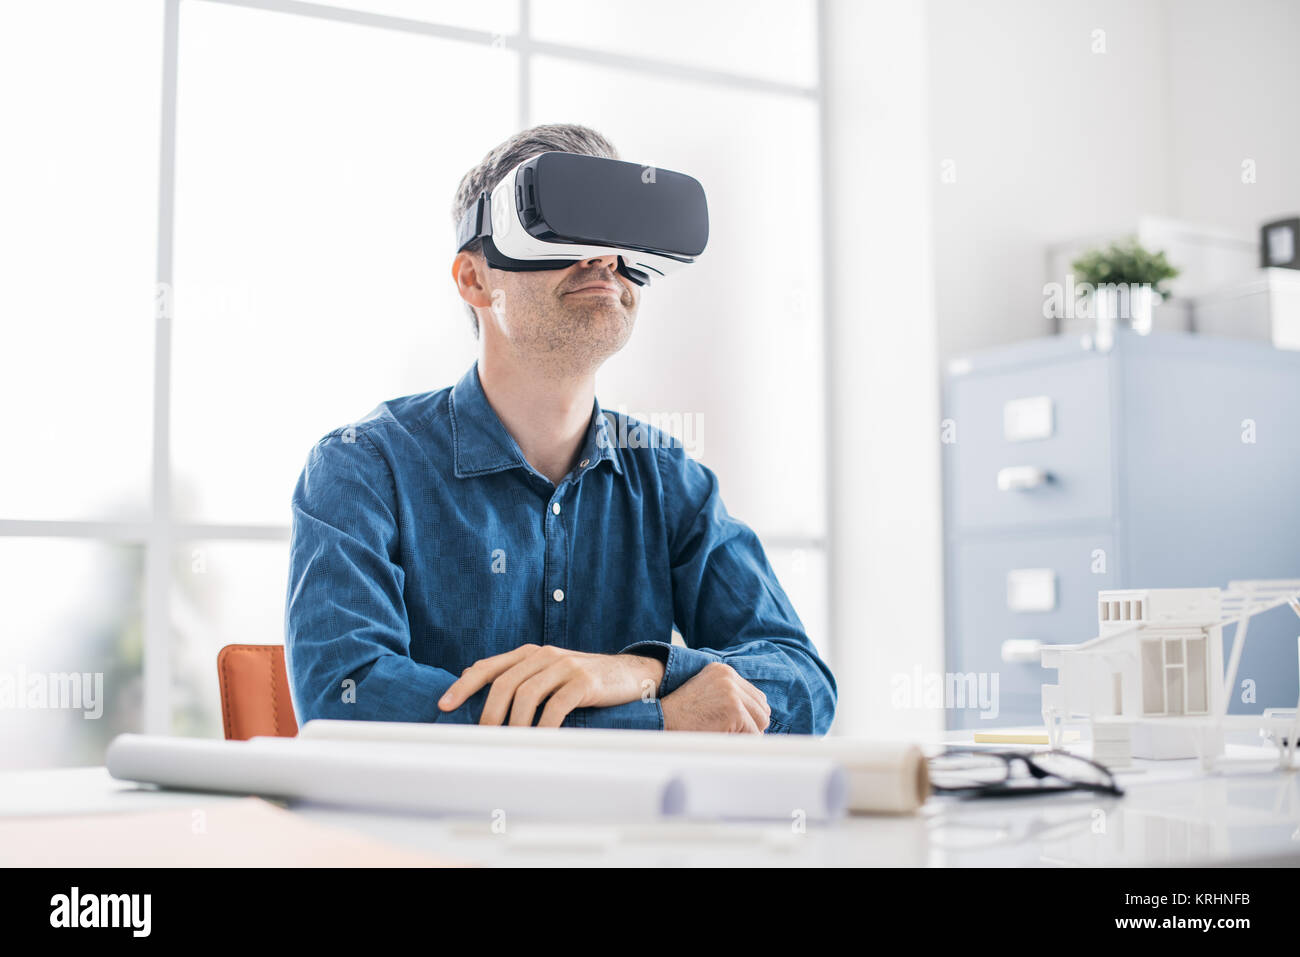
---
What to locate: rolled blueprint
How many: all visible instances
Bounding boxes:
[299,720,929,814]
[336,739,847,820]
[106,733,686,820]
[647,751,846,820]
[316,740,847,821]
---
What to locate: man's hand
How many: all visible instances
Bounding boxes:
[438,644,666,727]
[661,662,770,733]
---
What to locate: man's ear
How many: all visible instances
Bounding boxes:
[451,250,495,311]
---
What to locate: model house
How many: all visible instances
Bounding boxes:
[1042,581,1300,766]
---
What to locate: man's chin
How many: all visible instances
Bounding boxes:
[562,307,634,352]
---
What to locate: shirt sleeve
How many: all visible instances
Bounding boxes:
[619,442,838,735]
[285,430,486,724]
[285,429,664,731]
[571,698,664,730]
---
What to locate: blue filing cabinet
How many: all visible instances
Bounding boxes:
[941,329,1300,729]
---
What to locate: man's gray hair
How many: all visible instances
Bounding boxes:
[451,123,619,338]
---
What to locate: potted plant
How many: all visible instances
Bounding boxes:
[1070,237,1180,334]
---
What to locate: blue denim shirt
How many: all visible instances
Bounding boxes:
[285,362,836,734]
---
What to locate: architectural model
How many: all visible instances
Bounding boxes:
[1041,580,1300,769]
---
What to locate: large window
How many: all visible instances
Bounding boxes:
[1,0,827,765]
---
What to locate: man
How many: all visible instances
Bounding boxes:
[285,123,836,734]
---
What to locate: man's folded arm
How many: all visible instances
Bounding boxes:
[284,431,664,729]
[623,445,838,735]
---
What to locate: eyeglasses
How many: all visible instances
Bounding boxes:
[928,748,1124,799]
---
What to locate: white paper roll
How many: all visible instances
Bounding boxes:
[310,739,846,821]
[648,751,846,820]
[106,734,686,820]
[299,720,929,814]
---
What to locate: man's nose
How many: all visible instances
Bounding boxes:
[582,254,620,272]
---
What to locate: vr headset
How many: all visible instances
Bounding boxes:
[455,151,709,286]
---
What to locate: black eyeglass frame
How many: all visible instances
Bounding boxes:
[928,747,1125,799]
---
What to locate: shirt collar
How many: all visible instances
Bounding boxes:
[449,362,624,480]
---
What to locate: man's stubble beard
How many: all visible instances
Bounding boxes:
[512,287,637,379]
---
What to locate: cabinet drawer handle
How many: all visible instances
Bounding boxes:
[997,466,1050,491]
[1001,639,1043,664]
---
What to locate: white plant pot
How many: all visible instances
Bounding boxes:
[1092,283,1161,334]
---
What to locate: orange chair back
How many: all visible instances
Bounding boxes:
[217,644,298,740]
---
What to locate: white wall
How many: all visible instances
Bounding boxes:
[1164,0,1300,232]
[926,0,1173,359]
[822,0,944,739]
[925,0,1300,361]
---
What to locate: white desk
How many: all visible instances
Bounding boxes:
[3,736,1299,867]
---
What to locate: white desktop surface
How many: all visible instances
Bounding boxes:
[2,733,1299,867]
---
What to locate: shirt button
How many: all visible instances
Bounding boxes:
[553,588,564,602]
[551,502,561,515]
[579,458,589,468]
